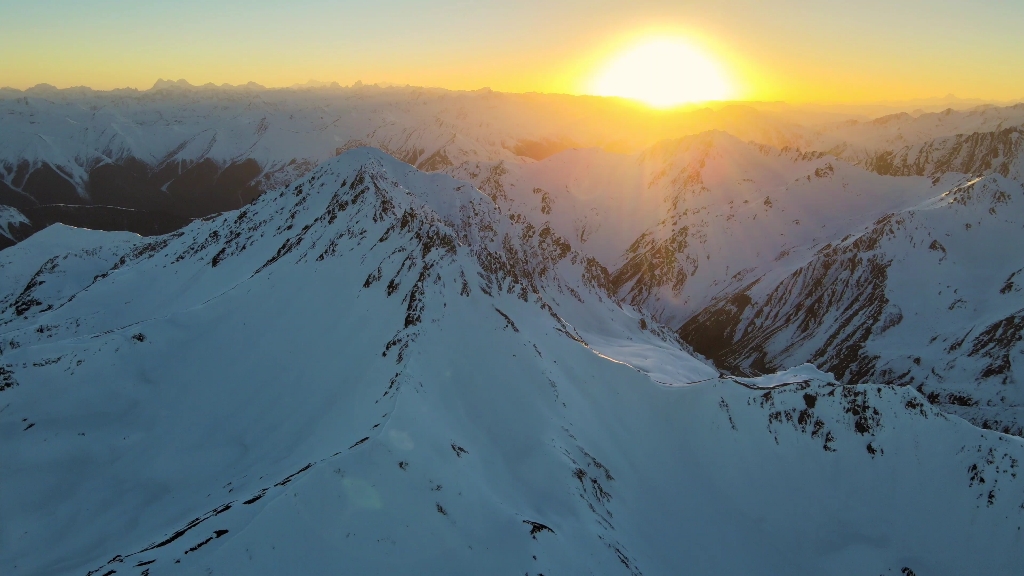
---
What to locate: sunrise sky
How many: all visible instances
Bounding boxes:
[2,0,1022,104]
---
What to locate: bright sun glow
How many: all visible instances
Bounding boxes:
[590,38,732,108]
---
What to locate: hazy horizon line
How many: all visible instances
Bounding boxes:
[3,78,1023,109]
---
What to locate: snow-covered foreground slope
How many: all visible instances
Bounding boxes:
[2,149,1023,575]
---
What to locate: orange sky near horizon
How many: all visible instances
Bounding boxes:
[2,1,1022,105]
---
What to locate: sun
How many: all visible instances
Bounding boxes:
[589,37,732,108]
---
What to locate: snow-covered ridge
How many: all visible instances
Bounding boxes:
[816,103,1024,161]
[3,148,1024,575]
[0,205,29,239]
[445,123,1024,440]
[452,131,949,317]
[861,125,1024,181]
[0,147,700,385]
[0,205,32,250]
[679,162,1024,434]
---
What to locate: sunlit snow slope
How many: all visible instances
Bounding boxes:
[2,149,1023,576]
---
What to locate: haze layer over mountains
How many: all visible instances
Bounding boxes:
[2,81,1023,575]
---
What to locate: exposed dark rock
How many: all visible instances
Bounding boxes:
[611,226,693,307]
[0,366,18,392]
[678,214,899,383]
[23,204,192,237]
[2,155,268,251]
[274,463,314,486]
[510,138,576,161]
[22,163,83,206]
[678,292,753,363]
[0,210,36,250]
[166,158,263,218]
[0,179,39,212]
[417,149,453,172]
[968,308,1024,382]
[864,126,1023,179]
[242,488,268,505]
[87,159,170,212]
[523,520,556,538]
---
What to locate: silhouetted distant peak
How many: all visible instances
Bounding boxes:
[290,79,341,89]
[25,83,60,94]
[150,78,195,91]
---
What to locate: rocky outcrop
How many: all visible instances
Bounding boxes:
[863,126,1024,180]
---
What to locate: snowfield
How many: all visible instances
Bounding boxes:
[2,149,1024,575]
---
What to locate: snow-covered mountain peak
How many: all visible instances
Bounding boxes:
[5,88,1024,574]
[0,146,696,384]
[4,146,1024,575]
